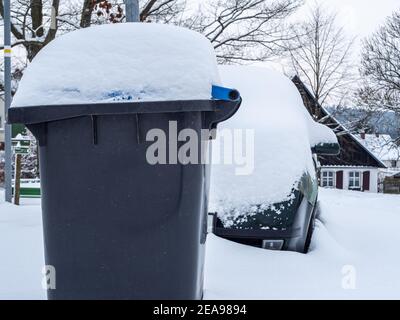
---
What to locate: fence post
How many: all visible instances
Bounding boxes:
[14,153,21,205]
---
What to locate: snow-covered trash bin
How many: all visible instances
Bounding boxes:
[8,23,241,300]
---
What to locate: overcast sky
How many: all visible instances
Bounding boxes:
[301,0,399,39]
[255,0,400,71]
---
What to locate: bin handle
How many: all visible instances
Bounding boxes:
[8,99,238,125]
[204,97,242,138]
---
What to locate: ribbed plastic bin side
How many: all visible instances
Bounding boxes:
[8,100,240,299]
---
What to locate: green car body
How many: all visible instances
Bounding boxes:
[211,66,340,253]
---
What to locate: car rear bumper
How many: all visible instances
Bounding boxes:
[212,215,302,240]
[210,196,315,252]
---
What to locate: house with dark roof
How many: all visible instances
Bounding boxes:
[356,133,400,170]
[292,76,387,193]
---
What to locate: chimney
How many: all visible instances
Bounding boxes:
[375,132,379,138]
[360,132,365,140]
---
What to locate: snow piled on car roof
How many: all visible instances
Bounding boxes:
[209,66,337,224]
[12,23,220,107]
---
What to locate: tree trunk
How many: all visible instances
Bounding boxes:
[81,0,98,28]
[25,42,43,61]
[31,0,44,37]
[14,154,22,205]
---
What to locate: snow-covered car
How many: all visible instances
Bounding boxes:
[209,66,339,253]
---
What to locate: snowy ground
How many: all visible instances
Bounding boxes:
[0,188,399,300]
[0,195,44,299]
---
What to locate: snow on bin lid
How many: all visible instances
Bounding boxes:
[209,66,337,223]
[12,23,221,107]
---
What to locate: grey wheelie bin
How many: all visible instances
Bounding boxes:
[9,98,240,300]
[7,23,241,299]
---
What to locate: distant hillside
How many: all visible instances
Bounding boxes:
[325,106,400,139]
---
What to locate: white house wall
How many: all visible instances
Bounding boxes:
[320,167,379,193]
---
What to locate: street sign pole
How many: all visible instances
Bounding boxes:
[124,0,140,22]
[3,0,12,202]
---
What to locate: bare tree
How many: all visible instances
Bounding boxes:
[286,4,355,106]
[0,0,186,92]
[182,0,303,63]
[0,0,61,61]
[358,10,400,114]
[0,0,183,60]
[1,0,302,62]
[0,0,303,96]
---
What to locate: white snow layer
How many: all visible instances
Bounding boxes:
[209,66,337,219]
[12,23,220,107]
[205,189,400,299]
[0,194,45,299]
